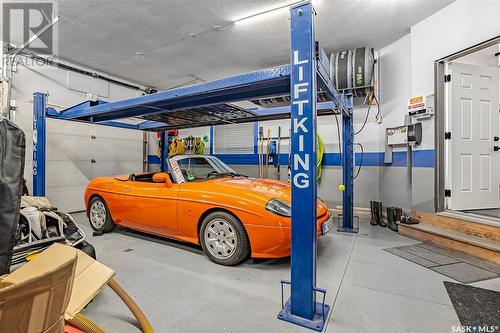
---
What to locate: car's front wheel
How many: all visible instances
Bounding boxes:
[200,211,249,266]
[89,196,116,233]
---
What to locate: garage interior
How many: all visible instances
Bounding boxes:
[1,1,499,332]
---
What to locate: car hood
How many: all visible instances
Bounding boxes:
[212,177,328,214]
[214,177,290,199]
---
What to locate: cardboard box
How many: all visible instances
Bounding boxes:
[0,243,115,332]
[0,244,77,333]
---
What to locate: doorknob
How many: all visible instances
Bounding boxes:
[494,136,499,142]
[495,146,500,151]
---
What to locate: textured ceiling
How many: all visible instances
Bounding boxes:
[56,0,455,89]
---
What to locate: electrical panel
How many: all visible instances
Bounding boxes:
[384,123,422,164]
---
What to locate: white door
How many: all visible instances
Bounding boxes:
[448,62,499,210]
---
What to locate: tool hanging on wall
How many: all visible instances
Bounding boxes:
[268,139,277,172]
[156,132,162,158]
[257,126,289,180]
[258,126,263,178]
[169,137,185,157]
[193,137,205,155]
[277,126,281,180]
[265,129,270,178]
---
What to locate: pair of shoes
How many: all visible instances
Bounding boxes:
[400,215,419,225]
[370,201,386,227]
[386,207,402,232]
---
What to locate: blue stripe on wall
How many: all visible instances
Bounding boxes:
[147,149,435,168]
[148,155,161,164]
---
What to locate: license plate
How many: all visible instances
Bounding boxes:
[321,216,333,235]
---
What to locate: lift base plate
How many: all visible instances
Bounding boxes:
[336,214,360,233]
[277,299,330,332]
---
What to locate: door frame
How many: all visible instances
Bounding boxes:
[434,35,500,213]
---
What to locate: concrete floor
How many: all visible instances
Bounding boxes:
[74,213,500,333]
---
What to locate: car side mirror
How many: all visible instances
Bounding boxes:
[152,172,173,188]
[164,176,173,188]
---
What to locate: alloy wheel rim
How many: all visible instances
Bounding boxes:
[90,201,106,228]
[204,218,237,259]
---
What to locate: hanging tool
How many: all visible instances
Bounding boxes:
[169,137,185,157]
[266,128,270,178]
[277,126,281,180]
[268,139,277,176]
[258,126,263,178]
[193,137,205,155]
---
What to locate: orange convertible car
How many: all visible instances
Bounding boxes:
[85,155,332,265]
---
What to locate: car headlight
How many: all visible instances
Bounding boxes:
[266,198,291,217]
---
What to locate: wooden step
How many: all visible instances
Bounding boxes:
[399,223,500,265]
[413,211,500,241]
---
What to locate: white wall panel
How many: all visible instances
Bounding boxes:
[11,61,143,212]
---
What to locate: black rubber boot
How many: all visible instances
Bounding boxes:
[394,207,402,222]
[387,207,398,232]
[376,201,387,227]
[370,201,378,226]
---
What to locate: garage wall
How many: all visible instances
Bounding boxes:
[10,60,144,212]
[377,0,500,212]
[377,34,414,210]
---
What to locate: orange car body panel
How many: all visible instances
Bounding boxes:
[84,174,330,258]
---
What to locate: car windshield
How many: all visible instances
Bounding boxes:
[169,155,245,183]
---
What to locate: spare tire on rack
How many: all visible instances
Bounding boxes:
[330,47,375,97]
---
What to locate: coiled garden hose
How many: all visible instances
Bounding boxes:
[169,138,185,157]
[193,137,205,155]
[107,278,154,333]
[67,313,106,333]
[317,134,324,182]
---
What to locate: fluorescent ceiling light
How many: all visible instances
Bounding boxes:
[233,2,296,25]
[214,1,319,31]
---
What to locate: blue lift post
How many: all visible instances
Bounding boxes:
[338,109,357,233]
[277,2,329,331]
[160,131,169,172]
[33,92,47,197]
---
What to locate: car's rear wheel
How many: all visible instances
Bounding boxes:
[200,211,249,266]
[89,196,116,233]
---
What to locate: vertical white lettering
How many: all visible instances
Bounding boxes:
[293,173,309,188]
[294,154,309,170]
[293,82,309,98]
[293,50,308,65]
[293,100,309,116]
[293,117,308,133]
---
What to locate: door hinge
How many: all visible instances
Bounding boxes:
[445,132,451,140]
[444,189,451,197]
[444,74,451,82]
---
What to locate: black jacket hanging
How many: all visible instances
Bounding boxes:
[0,118,26,274]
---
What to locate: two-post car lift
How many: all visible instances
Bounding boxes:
[32,1,355,330]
